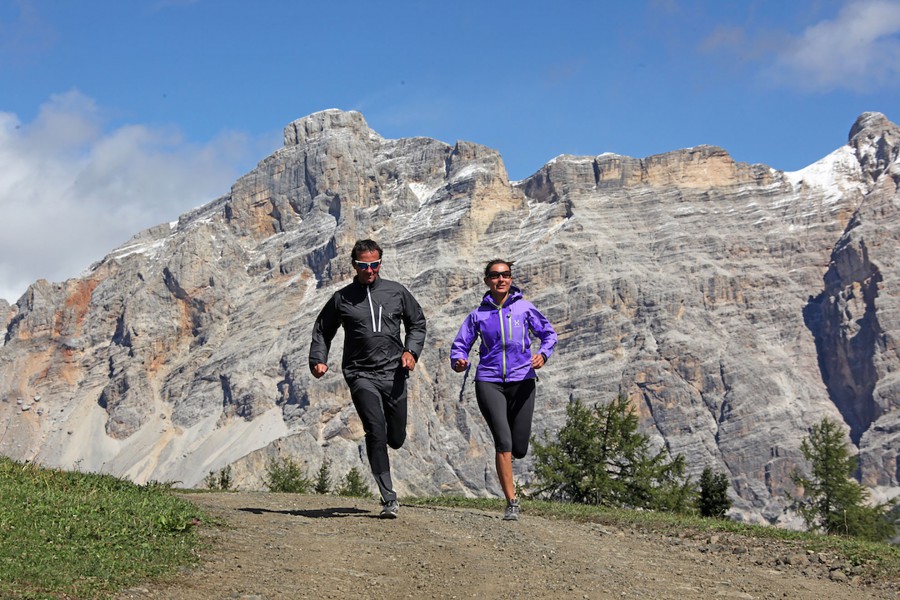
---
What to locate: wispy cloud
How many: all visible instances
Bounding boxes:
[542,59,587,89]
[0,0,57,68]
[0,90,251,303]
[768,0,900,91]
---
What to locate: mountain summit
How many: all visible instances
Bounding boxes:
[2,109,898,524]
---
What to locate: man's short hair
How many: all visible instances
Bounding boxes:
[351,239,383,260]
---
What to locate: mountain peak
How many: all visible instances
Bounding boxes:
[847,112,900,186]
[849,111,892,141]
[283,109,376,147]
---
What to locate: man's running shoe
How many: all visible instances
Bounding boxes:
[503,499,520,521]
[380,499,400,519]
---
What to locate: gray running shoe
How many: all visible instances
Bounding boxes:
[503,499,520,521]
[380,499,400,519]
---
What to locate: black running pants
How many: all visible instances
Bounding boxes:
[347,370,408,476]
[475,379,536,459]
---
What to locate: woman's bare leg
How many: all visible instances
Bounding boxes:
[496,451,515,501]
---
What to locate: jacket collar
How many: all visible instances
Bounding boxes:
[352,275,382,289]
[482,285,522,309]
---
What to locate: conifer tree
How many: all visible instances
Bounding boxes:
[263,457,312,493]
[337,467,374,499]
[792,418,894,541]
[697,467,731,519]
[314,459,332,495]
[204,465,233,491]
[532,395,693,512]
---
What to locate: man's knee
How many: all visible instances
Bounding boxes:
[387,431,406,449]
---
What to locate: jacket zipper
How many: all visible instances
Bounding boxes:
[499,307,508,380]
[366,287,381,333]
[521,316,527,353]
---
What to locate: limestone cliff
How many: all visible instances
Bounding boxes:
[1,109,897,524]
[0,299,12,337]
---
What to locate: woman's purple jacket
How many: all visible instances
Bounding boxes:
[450,286,558,382]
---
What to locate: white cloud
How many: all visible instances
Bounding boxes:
[769,0,900,91]
[0,90,252,303]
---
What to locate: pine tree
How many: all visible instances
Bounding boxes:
[263,457,311,493]
[314,459,332,495]
[336,467,374,499]
[697,467,731,519]
[532,395,693,512]
[203,465,233,491]
[792,418,894,541]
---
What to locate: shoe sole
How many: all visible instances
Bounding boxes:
[380,511,399,519]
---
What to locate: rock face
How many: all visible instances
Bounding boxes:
[1,109,898,524]
[0,299,12,334]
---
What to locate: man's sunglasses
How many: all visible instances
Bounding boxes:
[486,270,512,280]
[353,259,382,270]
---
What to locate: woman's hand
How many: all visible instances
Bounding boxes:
[452,358,469,372]
[531,354,545,369]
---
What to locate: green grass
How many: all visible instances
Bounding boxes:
[0,457,206,600]
[410,495,900,584]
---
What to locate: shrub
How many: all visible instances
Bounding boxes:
[263,457,312,493]
[204,465,233,491]
[336,467,374,499]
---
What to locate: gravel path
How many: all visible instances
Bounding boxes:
[116,492,898,600]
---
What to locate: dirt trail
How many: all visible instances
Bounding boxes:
[116,492,897,600]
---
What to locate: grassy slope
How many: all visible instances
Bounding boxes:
[0,457,206,600]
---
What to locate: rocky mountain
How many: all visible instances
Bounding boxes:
[1,109,898,524]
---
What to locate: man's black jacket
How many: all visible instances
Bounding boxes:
[309,276,427,380]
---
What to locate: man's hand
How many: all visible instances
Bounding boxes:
[401,351,417,371]
[311,363,328,379]
[452,358,469,373]
[531,353,545,369]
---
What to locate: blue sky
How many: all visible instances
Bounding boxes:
[1,0,899,303]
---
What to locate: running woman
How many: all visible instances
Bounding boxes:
[450,259,557,521]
